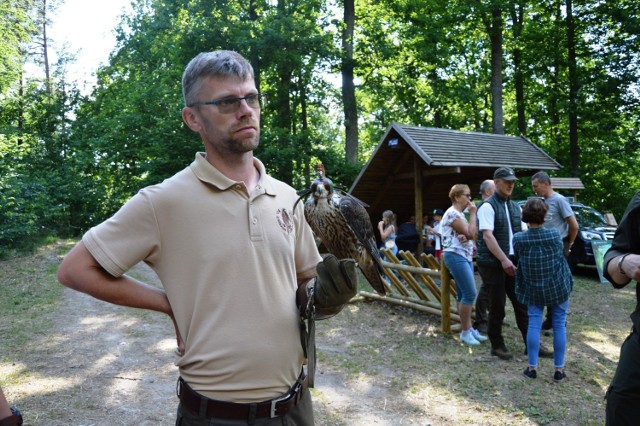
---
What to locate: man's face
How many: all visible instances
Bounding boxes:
[495,178,516,198]
[531,179,551,198]
[185,76,261,155]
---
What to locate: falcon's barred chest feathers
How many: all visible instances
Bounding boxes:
[299,164,386,294]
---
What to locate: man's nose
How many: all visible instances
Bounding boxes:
[236,98,254,115]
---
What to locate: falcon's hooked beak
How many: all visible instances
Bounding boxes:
[313,182,329,200]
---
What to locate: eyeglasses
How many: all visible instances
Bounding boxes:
[463,194,472,199]
[188,93,266,114]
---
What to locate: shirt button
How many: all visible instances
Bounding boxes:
[252,218,258,225]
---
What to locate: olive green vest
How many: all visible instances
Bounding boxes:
[476,193,522,267]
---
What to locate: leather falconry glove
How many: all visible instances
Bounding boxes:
[296,254,357,388]
[312,254,357,319]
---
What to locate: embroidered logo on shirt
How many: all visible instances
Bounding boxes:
[277,208,294,234]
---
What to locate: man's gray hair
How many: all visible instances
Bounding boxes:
[480,179,494,196]
[531,171,552,185]
[182,51,254,106]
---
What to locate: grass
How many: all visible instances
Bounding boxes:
[0,242,67,357]
[313,264,634,425]
[0,242,635,425]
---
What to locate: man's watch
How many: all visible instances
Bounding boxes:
[617,254,631,276]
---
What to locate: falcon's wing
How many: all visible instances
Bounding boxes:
[337,191,384,274]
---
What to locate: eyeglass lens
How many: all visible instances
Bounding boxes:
[216,94,263,113]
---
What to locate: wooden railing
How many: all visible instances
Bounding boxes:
[358,249,460,333]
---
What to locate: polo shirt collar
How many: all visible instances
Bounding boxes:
[190,152,276,195]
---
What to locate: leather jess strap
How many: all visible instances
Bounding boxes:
[177,373,308,420]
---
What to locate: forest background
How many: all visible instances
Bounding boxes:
[1,0,639,258]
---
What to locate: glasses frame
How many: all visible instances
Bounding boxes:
[188,93,266,114]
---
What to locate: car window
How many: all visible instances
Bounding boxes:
[572,205,608,228]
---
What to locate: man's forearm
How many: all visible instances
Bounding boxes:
[58,242,172,316]
[483,232,509,263]
[606,253,639,286]
[567,216,579,245]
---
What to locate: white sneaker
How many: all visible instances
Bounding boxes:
[460,330,480,345]
[471,328,488,342]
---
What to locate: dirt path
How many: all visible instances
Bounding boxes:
[4,247,625,425]
[13,261,417,426]
[16,262,181,425]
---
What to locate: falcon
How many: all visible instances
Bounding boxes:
[298,164,386,294]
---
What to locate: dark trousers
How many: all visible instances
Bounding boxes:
[175,390,314,426]
[474,281,490,331]
[477,264,528,350]
[606,328,640,426]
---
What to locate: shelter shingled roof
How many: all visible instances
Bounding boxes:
[349,123,562,234]
[392,124,561,169]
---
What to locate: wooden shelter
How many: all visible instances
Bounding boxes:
[550,177,585,200]
[349,123,562,238]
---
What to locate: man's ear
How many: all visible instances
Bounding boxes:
[182,107,201,132]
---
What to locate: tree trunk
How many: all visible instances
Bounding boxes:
[18,69,24,145]
[248,0,261,91]
[42,0,51,94]
[342,0,359,164]
[550,3,562,156]
[483,6,504,135]
[510,3,526,135]
[566,0,580,174]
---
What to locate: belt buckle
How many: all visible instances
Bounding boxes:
[269,392,290,418]
[269,380,301,418]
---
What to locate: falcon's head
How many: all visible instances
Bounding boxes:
[310,163,334,201]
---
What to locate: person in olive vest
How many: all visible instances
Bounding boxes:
[476,167,553,360]
[473,179,496,333]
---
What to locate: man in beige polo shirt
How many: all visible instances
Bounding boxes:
[57,51,357,425]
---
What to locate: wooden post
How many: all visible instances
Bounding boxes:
[440,261,452,333]
[364,251,460,331]
[414,156,424,255]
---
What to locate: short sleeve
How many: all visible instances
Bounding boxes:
[478,203,495,231]
[82,191,161,277]
[443,210,460,227]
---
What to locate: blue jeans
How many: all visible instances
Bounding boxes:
[380,243,398,259]
[380,244,399,283]
[443,251,477,305]
[526,300,569,368]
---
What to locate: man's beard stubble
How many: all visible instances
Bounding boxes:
[214,118,260,155]
[223,130,260,154]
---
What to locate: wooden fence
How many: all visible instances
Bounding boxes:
[358,249,461,333]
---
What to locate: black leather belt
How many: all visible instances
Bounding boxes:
[177,372,308,420]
